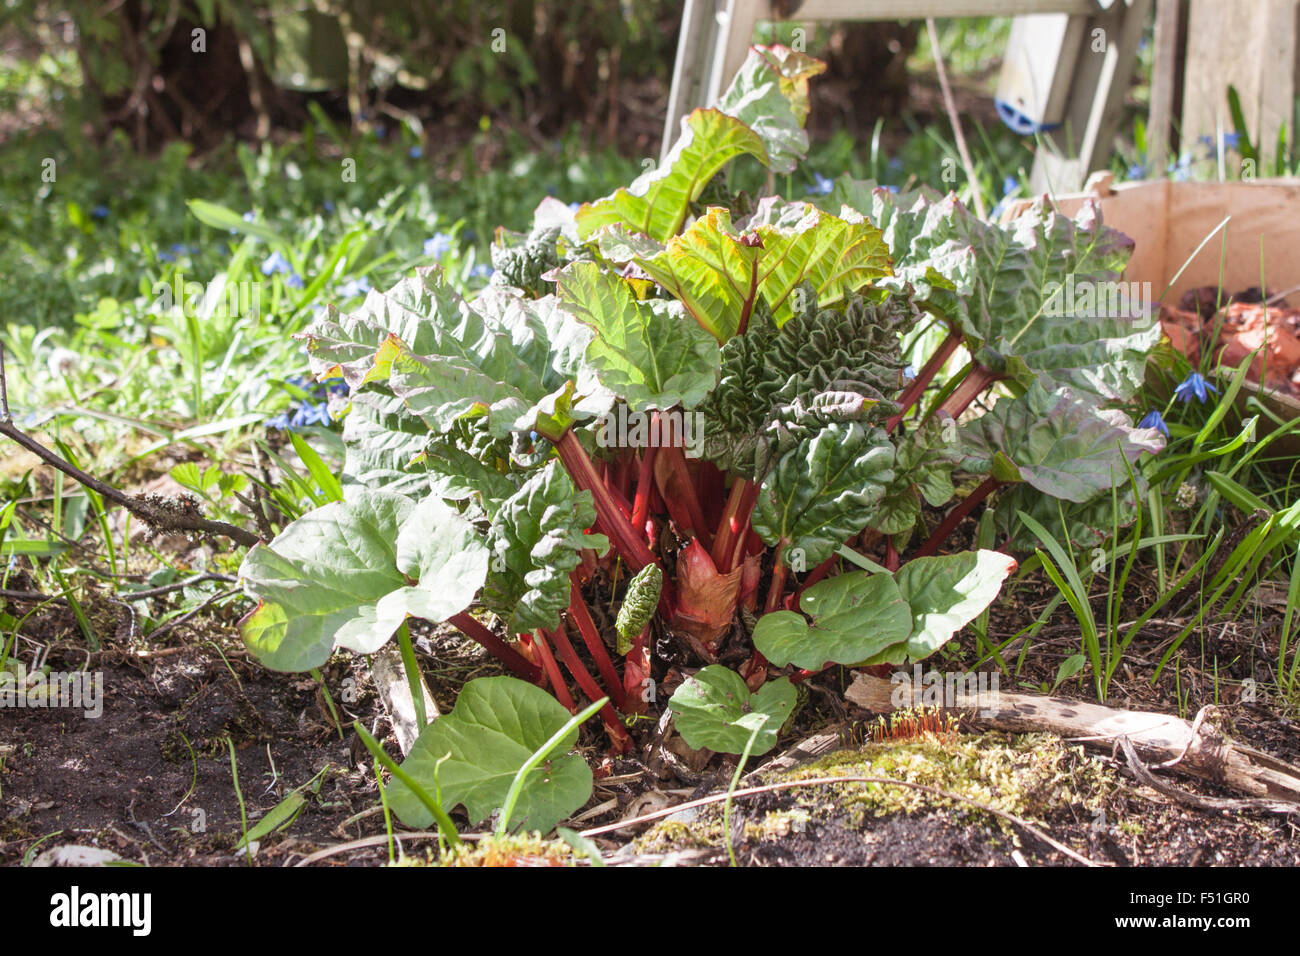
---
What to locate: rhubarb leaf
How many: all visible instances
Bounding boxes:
[576,109,767,243]
[482,461,609,635]
[745,197,893,323]
[823,184,1156,401]
[632,207,764,343]
[668,665,796,756]
[701,291,915,478]
[753,571,913,669]
[868,420,959,536]
[752,421,896,567]
[557,260,720,412]
[576,45,823,242]
[893,550,1018,659]
[240,491,488,671]
[711,46,826,174]
[957,382,1165,502]
[387,676,592,833]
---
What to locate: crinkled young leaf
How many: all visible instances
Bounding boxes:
[386,676,592,833]
[239,490,488,671]
[557,260,720,412]
[668,665,796,756]
[753,571,913,669]
[481,461,609,635]
[701,291,915,478]
[958,382,1165,503]
[752,421,895,566]
[615,563,662,655]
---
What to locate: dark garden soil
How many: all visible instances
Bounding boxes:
[3,561,1298,867]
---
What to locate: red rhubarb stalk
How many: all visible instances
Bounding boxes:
[555,428,655,571]
[630,444,659,544]
[530,630,576,713]
[912,476,1002,558]
[887,331,961,434]
[656,442,714,552]
[936,363,1002,421]
[448,612,542,684]
[567,576,627,710]
[549,623,634,753]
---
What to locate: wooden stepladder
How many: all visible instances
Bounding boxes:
[661,0,1152,193]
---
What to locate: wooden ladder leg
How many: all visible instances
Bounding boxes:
[1032,0,1154,194]
[661,0,724,164]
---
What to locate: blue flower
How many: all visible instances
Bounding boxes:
[805,171,835,195]
[1127,162,1148,180]
[1138,409,1169,437]
[424,233,454,259]
[326,378,350,396]
[470,263,493,278]
[1173,371,1219,404]
[286,272,304,289]
[265,412,292,431]
[903,365,918,381]
[323,200,336,214]
[92,205,109,220]
[1002,175,1019,197]
[567,201,582,213]
[290,402,331,429]
[1168,152,1194,182]
[261,251,293,276]
[409,146,423,159]
[337,276,371,298]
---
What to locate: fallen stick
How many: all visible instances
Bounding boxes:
[845,673,1300,808]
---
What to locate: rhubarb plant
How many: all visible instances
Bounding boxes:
[238,44,1166,788]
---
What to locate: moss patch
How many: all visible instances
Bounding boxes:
[636,731,1118,855]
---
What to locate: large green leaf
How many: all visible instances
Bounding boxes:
[557,260,720,412]
[893,550,1018,659]
[239,490,488,671]
[386,676,593,833]
[711,45,826,174]
[303,271,608,443]
[668,665,796,756]
[745,197,893,324]
[753,572,913,669]
[752,421,895,566]
[850,550,1018,667]
[631,207,764,343]
[576,109,767,243]
[481,461,609,635]
[867,418,959,537]
[575,45,824,242]
[821,182,1156,401]
[995,477,1145,553]
[627,200,893,341]
[957,382,1165,503]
